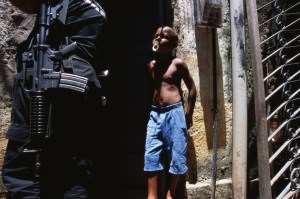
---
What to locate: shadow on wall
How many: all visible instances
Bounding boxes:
[195,26,227,150]
[187,134,198,184]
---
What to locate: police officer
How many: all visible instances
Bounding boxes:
[2,0,107,198]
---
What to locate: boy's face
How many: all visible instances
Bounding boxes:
[152,27,177,53]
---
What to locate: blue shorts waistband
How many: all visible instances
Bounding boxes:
[151,102,183,113]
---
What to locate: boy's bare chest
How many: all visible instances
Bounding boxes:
[152,66,179,86]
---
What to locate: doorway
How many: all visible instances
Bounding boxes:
[94,1,163,198]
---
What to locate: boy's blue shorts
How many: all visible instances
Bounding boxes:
[144,102,188,175]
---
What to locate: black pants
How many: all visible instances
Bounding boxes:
[2,88,103,199]
[3,140,93,199]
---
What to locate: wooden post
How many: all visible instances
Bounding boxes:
[245,0,272,198]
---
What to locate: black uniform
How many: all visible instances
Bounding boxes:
[2,0,107,198]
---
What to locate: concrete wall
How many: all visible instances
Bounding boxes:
[172,0,233,198]
[0,0,235,198]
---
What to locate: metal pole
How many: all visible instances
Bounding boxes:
[211,27,218,199]
[245,0,272,198]
[230,0,248,198]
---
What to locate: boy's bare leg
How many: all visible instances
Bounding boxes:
[148,171,159,199]
[166,174,179,199]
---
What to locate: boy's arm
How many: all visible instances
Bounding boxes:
[177,59,197,129]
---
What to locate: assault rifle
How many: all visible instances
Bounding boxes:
[20,0,88,178]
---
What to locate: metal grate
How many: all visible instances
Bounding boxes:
[255,0,300,198]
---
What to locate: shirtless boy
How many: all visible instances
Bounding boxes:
[144,26,197,199]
